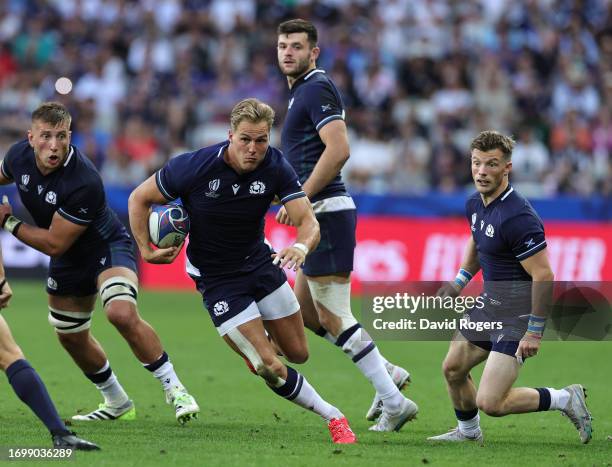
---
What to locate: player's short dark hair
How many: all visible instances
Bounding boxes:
[470,130,515,160]
[32,102,72,128]
[230,98,275,132]
[277,19,318,48]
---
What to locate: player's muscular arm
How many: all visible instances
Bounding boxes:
[515,248,554,362]
[13,213,86,257]
[520,248,554,320]
[285,197,320,253]
[272,197,320,271]
[301,119,350,199]
[128,175,182,264]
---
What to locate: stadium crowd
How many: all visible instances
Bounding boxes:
[0,0,610,197]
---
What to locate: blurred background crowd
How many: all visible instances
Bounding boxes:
[0,0,610,197]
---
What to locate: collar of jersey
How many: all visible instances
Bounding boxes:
[483,184,514,210]
[63,146,75,167]
[292,68,325,92]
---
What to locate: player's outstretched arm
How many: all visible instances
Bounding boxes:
[515,248,555,363]
[438,237,481,297]
[302,119,350,199]
[0,196,86,257]
[128,175,182,264]
[272,197,320,271]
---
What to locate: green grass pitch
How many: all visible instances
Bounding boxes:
[1,281,610,466]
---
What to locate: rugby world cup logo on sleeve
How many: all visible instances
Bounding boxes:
[249,181,266,195]
[21,174,30,186]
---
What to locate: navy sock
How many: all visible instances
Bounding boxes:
[144,351,169,372]
[535,387,551,411]
[455,408,478,421]
[6,360,68,435]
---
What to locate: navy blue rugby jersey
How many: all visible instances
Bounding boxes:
[466,185,547,283]
[156,140,305,277]
[1,139,130,262]
[466,185,548,312]
[280,69,349,203]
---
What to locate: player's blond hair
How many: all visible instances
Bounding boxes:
[470,130,515,160]
[230,98,275,132]
[32,102,72,128]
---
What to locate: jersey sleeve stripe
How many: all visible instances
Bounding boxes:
[516,240,547,259]
[57,208,92,225]
[0,160,12,180]
[155,171,176,200]
[315,114,343,131]
[280,191,306,204]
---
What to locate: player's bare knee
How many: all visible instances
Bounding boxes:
[476,394,505,417]
[105,302,138,332]
[442,358,468,383]
[283,346,309,364]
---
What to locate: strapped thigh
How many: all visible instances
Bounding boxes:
[48,307,93,334]
[99,276,138,308]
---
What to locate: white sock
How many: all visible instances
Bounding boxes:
[272,367,343,422]
[548,387,571,410]
[153,361,184,393]
[355,347,403,412]
[293,377,343,422]
[378,354,394,373]
[340,327,403,412]
[458,413,481,436]
[92,363,129,408]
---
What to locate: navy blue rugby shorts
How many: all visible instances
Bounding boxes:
[46,237,137,297]
[459,301,528,358]
[191,258,299,335]
[302,209,356,276]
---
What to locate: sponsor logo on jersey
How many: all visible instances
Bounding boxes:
[206,179,221,198]
[100,257,107,265]
[79,207,88,214]
[524,238,535,248]
[45,191,57,205]
[480,220,484,231]
[321,104,332,112]
[288,97,294,109]
[485,224,495,238]
[249,181,266,195]
[37,185,44,195]
[232,184,240,195]
[213,300,229,316]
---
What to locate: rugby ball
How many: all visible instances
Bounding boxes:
[149,204,190,248]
